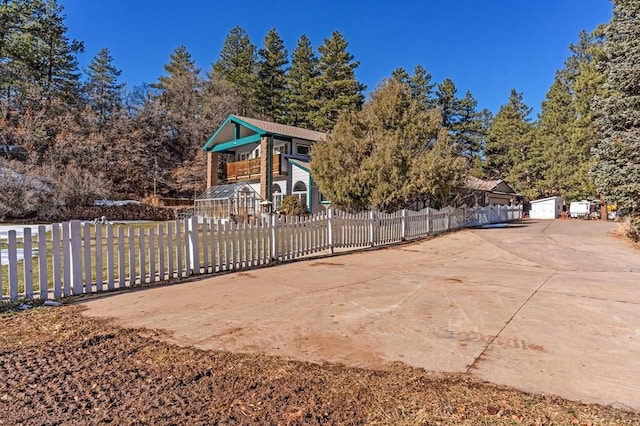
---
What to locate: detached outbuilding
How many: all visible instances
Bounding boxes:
[529,196,563,219]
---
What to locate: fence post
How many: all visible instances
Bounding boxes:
[52,223,61,299]
[95,223,103,292]
[327,208,334,254]
[106,224,115,290]
[38,225,48,300]
[187,215,199,275]
[271,214,279,261]
[70,220,83,295]
[401,209,407,241]
[23,227,33,299]
[426,209,431,235]
[369,211,375,247]
[8,230,18,301]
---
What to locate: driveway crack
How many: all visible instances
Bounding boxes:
[466,270,558,373]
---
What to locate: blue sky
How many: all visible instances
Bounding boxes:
[62,0,612,117]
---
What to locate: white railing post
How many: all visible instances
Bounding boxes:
[23,227,33,299]
[95,223,103,292]
[327,208,334,254]
[52,223,61,299]
[38,225,48,300]
[106,224,115,290]
[8,230,18,301]
[271,214,279,261]
[369,211,375,247]
[62,222,71,297]
[70,220,83,295]
[401,209,407,241]
[188,215,199,274]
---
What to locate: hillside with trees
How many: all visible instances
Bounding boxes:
[0,0,638,233]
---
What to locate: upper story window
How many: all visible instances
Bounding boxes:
[296,145,309,155]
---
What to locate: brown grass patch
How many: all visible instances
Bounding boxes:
[0,305,638,425]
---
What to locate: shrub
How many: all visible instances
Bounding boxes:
[280,195,307,216]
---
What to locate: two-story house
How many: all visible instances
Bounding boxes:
[197,115,326,219]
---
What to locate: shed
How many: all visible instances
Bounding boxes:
[194,183,262,220]
[529,196,563,219]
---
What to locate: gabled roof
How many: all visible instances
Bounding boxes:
[203,115,326,152]
[234,116,326,142]
[464,176,516,195]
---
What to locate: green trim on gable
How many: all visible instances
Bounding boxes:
[287,159,310,173]
[211,133,262,152]
[203,115,267,151]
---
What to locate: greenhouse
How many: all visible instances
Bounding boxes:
[194,183,263,220]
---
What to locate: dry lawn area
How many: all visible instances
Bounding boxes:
[1,305,638,425]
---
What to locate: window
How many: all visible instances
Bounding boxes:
[296,145,309,155]
[293,181,308,208]
[272,184,283,211]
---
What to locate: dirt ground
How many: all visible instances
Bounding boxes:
[1,305,638,425]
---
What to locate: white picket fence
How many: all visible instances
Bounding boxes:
[0,204,521,302]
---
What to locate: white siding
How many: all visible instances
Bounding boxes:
[530,197,563,219]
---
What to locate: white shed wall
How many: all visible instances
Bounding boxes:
[530,197,563,219]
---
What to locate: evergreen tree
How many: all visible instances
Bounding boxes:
[591,0,640,219]
[255,28,288,122]
[453,91,490,166]
[311,31,365,131]
[33,0,84,108]
[311,79,466,212]
[153,45,204,165]
[408,65,435,109]
[84,48,124,123]
[435,78,459,129]
[212,26,257,116]
[0,0,83,116]
[484,89,535,196]
[286,34,319,128]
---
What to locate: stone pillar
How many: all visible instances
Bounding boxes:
[206,152,218,189]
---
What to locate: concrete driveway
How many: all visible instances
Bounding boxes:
[81,219,640,410]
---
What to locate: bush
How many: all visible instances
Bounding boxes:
[280,195,307,216]
[617,216,640,243]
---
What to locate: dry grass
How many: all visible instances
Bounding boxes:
[1,305,638,425]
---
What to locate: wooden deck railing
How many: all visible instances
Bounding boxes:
[225,154,282,181]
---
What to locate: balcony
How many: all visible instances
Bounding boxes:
[225,154,283,182]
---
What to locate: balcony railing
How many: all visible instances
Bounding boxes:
[225,154,282,181]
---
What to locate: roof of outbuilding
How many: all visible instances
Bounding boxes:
[463,176,517,195]
[196,182,261,200]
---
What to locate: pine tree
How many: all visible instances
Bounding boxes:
[34,0,84,108]
[408,65,436,109]
[212,26,257,116]
[311,31,365,131]
[435,78,459,129]
[255,28,288,122]
[153,45,204,164]
[286,34,319,128]
[0,0,83,116]
[84,48,124,123]
[591,0,640,218]
[453,91,490,166]
[484,89,535,196]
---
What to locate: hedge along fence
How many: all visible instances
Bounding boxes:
[0,204,522,302]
